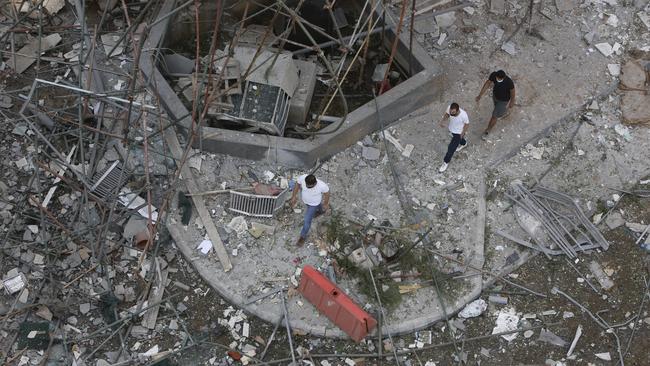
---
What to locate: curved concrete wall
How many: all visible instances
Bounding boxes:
[142,0,442,168]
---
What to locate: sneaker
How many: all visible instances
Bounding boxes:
[296,237,305,246]
[438,162,448,173]
[456,142,468,152]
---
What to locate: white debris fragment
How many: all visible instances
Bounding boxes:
[567,325,582,357]
[3,272,27,294]
[141,345,159,357]
[188,155,202,172]
[595,352,611,361]
[227,216,249,237]
[614,124,632,141]
[437,33,447,45]
[595,43,613,57]
[501,41,516,55]
[402,144,414,158]
[607,64,620,76]
[638,12,650,30]
[492,308,520,341]
[196,239,213,255]
[458,298,488,318]
[606,14,619,27]
[592,213,603,224]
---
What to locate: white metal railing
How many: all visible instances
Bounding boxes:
[228,188,289,217]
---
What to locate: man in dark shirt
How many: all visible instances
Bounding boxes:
[475,70,516,138]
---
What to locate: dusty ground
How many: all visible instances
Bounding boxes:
[1,0,650,365]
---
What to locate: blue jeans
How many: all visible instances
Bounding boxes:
[300,204,323,239]
[444,133,466,163]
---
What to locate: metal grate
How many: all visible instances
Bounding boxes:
[90,161,129,199]
[228,188,289,218]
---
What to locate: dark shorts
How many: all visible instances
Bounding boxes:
[492,98,509,118]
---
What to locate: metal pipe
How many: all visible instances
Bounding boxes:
[280,290,296,366]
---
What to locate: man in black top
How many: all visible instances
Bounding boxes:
[475,70,515,138]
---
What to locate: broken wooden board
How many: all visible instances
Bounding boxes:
[7,33,62,74]
[142,258,169,329]
[162,117,233,272]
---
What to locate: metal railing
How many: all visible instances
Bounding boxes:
[228,187,289,218]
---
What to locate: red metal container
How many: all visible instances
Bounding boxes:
[298,265,377,342]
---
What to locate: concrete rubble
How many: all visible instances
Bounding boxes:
[0,0,648,365]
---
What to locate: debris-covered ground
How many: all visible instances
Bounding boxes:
[1,0,649,365]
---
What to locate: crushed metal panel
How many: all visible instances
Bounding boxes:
[90,161,129,199]
[7,33,62,74]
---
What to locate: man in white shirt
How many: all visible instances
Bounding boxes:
[436,102,469,173]
[290,174,330,246]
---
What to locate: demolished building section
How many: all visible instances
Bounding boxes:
[0,0,649,365]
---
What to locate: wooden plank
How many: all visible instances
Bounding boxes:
[142,258,169,329]
[162,123,233,272]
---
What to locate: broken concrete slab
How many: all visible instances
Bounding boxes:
[622,92,650,126]
[362,146,381,161]
[123,216,148,242]
[583,31,598,45]
[101,33,125,56]
[414,17,440,36]
[620,60,647,90]
[434,12,456,29]
[538,328,568,347]
[372,64,389,82]
[625,222,647,232]
[501,42,516,55]
[249,222,275,238]
[162,54,194,75]
[589,261,614,290]
[7,33,62,74]
[595,43,614,57]
[607,63,621,76]
[604,212,625,229]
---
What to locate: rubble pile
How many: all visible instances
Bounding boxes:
[0,0,648,365]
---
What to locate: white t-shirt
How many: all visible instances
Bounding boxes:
[297,174,329,206]
[445,105,469,134]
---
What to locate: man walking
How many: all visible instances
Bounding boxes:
[437,102,469,173]
[475,70,515,138]
[290,174,330,246]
